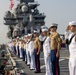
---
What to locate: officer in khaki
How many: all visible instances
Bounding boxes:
[33,30,41,73]
[49,23,61,75]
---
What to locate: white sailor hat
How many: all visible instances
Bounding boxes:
[16,36,19,39]
[69,21,76,26]
[28,33,32,36]
[42,28,48,32]
[33,30,38,33]
[50,23,58,28]
[41,26,48,29]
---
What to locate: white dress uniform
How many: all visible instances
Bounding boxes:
[16,42,19,56]
[39,34,46,42]
[8,42,14,52]
[69,33,76,75]
[65,31,71,40]
[19,41,22,58]
[28,40,35,69]
[26,41,31,65]
[43,36,53,75]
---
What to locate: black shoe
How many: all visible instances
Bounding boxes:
[27,64,30,66]
[30,69,35,71]
[34,71,41,73]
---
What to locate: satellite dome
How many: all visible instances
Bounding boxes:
[22,5,28,12]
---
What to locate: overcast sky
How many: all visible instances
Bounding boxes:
[0,0,76,43]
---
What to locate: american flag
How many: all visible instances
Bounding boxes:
[9,0,14,10]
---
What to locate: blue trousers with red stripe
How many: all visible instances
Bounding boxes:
[34,49,40,72]
[50,50,60,75]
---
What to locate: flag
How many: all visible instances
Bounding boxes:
[9,0,14,10]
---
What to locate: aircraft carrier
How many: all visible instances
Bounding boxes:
[3,0,69,75]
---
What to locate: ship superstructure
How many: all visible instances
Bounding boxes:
[4,0,46,38]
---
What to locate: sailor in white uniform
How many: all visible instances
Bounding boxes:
[66,21,76,75]
[16,37,19,56]
[19,38,23,58]
[8,41,14,52]
[65,25,72,49]
[42,28,53,75]
[28,33,36,70]
[26,35,31,65]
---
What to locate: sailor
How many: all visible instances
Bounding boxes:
[33,30,41,73]
[42,28,53,75]
[39,26,48,52]
[66,21,76,75]
[49,23,61,75]
[8,41,14,52]
[19,38,23,58]
[28,33,36,70]
[16,37,19,56]
[39,26,47,41]
[26,34,31,66]
[65,25,72,49]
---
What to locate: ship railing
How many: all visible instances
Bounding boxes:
[5,47,17,74]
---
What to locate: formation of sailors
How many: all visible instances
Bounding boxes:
[7,23,61,75]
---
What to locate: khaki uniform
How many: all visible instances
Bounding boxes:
[13,41,16,46]
[21,43,24,49]
[50,32,61,75]
[34,37,41,73]
[34,37,41,49]
[16,41,19,56]
[50,32,61,50]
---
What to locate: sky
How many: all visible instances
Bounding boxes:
[0,0,76,43]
